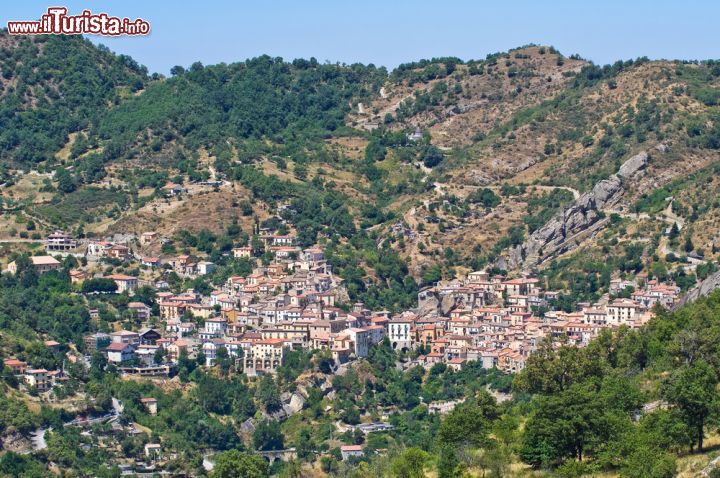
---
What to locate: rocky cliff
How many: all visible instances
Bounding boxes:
[674,270,720,309]
[498,151,649,271]
[416,286,464,318]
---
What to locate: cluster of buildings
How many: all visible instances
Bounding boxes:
[401,271,680,373]
[3,341,68,392]
[82,243,390,376]
[84,262,678,377]
[4,230,219,279]
[3,227,685,384]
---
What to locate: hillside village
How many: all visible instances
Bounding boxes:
[2,221,695,475]
[3,26,720,477]
[4,225,682,393]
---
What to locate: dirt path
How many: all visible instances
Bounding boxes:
[431,182,580,200]
[603,200,683,230]
[531,185,580,200]
[662,201,685,229]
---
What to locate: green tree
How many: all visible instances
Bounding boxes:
[684,235,694,253]
[515,338,602,395]
[81,278,118,294]
[437,393,499,449]
[661,360,718,452]
[436,444,461,478]
[211,450,268,478]
[255,375,282,412]
[253,419,284,451]
[467,187,501,208]
[621,447,676,478]
[421,146,443,168]
[520,382,604,467]
[294,426,316,461]
[215,346,233,376]
[390,448,429,478]
[482,444,512,478]
[55,168,77,193]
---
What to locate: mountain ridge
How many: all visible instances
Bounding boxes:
[1,33,720,309]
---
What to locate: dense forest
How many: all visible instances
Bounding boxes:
[0,34,148,164]
[0,33,386,168]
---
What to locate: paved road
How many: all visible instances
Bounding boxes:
[0,238,43,243]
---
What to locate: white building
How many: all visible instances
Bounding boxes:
[606,299,640,325]
[346,327,372,358]
[46,230,77,252]
[106,342,135,363]
[197,261,215,275]
[203,317,228,337]
[388,316,414,351]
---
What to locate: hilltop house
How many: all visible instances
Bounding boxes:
[161,182,186,196]
[45,230,77,252]
[140,231,158,245]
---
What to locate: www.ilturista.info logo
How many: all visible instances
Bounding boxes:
[7,7,150,36]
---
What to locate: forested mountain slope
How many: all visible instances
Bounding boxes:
[4,30,720,478]
[0,34,148,165]
[2,33,720,310]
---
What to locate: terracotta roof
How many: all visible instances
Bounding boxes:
[106,342,133,351]
[341,445,364,452]
[106,274,137,281]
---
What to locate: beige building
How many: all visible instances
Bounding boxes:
[105,274,138,294]
[606,299,640,325]
[8,255,61,274]
[244,339,287,375]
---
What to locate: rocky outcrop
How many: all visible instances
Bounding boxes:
[416,285,466,318]
[700,455,720,477]
[674,270,720,309]
[617,151,648,178]
[240,418,256,434]
[499,151,648,271]
[283,393,305,416]
[417,287,441,318]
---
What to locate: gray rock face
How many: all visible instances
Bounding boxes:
[417,287,441,318]
[674,270,720,309]
[240,418,256,434]
[440,293,457,316]
[334,287,351,306]
[416,286,465,317]
[276,392,306,417]
[287,393,305,414]
[500,151,648,270]
[617,151,649,178]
